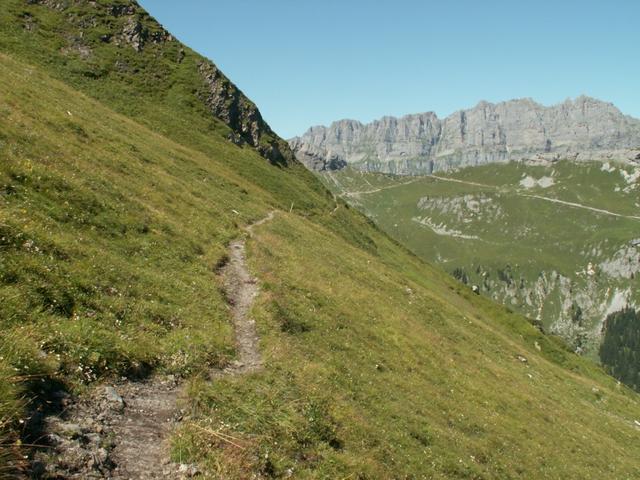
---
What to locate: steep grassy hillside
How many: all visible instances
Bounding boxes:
[172,209,640,479]
[1,1,640,478]
[0,50,332,473]
[0,0,303,173]
[322,163,640,359]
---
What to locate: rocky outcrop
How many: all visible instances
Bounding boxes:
[22,0,295,167]
[290,97,640,174]
[197,62,294,166]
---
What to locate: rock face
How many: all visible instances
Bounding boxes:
[197,62,294,166]
[290,97,640,174]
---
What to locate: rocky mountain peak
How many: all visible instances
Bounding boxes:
[290,97,640,174]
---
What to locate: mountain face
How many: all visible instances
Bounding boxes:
[3,0,295,167]
[290,97,640,174]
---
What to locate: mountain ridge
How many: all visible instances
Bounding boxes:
[290,96,640,174]
[2,0,296,167]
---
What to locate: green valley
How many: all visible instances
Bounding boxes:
[320,161,640,361]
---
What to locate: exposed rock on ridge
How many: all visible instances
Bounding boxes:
[197,62,294,166]
[23,0,294,167]
[290,97,640,174]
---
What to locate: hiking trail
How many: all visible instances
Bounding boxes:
[33,212,276,479]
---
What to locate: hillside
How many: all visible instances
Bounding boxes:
[1,1,640,478]
[320,162,640,359]
[290,97,640,174]
[0,0,297,170]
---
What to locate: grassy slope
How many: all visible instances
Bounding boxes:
[0,4,639,479]
[0,51,333,469]
[0,0,309,199]
[178,210,640,479]
[323,165,640,350]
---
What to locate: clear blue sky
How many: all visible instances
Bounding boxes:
[139,0,640,139]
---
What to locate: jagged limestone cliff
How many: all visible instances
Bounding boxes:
[290,97,640,174]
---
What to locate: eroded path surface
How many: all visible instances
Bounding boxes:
[219,210,275,374]
[33,212,275,479]
[108,378,182,479]
[341,178,421,197]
